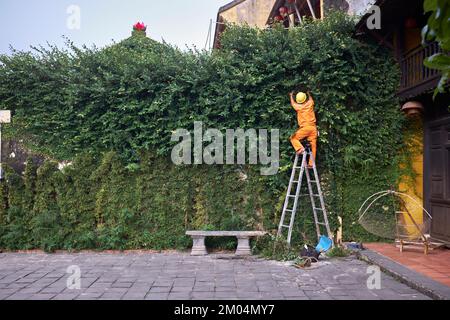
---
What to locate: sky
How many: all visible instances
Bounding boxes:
[0,0,231,55]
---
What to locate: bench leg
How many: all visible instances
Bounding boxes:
[235,237,251,256]
[191,236,207,256]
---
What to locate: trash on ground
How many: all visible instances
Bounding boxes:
[346,242,364,250]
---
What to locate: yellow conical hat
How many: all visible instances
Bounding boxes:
[296,92,307,104]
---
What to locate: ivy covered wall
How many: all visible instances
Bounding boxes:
[0,13,409,251]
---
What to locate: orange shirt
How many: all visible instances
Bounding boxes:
[293,97,316,127]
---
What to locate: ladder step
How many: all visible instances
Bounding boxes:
[278,155,330,244]
[295,163,314,168]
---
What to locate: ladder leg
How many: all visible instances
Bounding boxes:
[286,152,307,244]
[305,156,321,240]
[310,153,333,240]
[277,154,299,236]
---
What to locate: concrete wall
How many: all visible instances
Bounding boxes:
[220,0,277,27]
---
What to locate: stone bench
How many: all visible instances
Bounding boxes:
[186,231,267,256]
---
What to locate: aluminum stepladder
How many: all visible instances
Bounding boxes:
[277,145,332,245]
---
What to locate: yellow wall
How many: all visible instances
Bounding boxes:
[220,0,277,27]
[398,114,424,237]
[404,28,422,52]
[397,30,424,236]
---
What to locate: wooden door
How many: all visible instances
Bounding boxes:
[425,116,450,242]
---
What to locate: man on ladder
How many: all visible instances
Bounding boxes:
[289,91,317,168]
[277,90,333,249]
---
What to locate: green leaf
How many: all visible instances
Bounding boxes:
[424,0,438,13]
[424,53,450,71]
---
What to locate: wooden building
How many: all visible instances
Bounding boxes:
[357,0,450,243]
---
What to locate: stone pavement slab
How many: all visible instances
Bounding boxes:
[0,251,431,300]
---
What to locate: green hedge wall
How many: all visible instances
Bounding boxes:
[0,13,409,251]
[0,153,275,251]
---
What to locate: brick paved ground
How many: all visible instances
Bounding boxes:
[365,243,450,287]
[0,252,431,300]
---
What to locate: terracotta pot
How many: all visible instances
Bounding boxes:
[401,101,424,116]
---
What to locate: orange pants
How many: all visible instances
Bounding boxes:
[290,126,317,166]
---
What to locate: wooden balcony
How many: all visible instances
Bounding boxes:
[398,42,441,100]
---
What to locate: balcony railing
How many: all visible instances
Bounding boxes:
[398,42,441,99]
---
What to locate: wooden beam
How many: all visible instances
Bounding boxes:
[320,0,324,19]
[306,0,317,20]
[395,25,406,62]
[218,0,247,14]
[294,1,303,25]
[368,29,394,50]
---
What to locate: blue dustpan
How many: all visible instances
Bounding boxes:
[315,235,333,253]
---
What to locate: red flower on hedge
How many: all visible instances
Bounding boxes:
[133,22,147,31]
